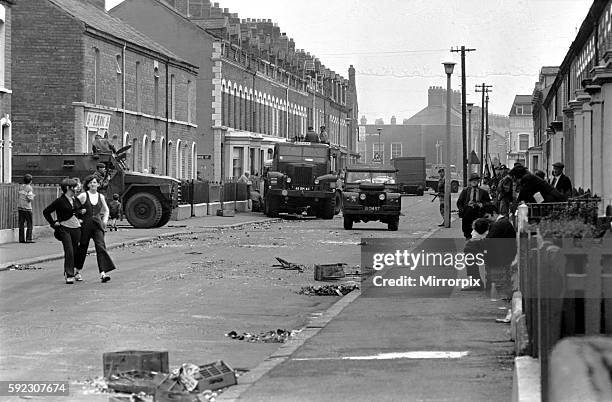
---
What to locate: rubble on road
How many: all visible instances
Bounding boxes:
[273,257,305,272]
[225,328,300,343]
[298,283,359,296]
[6,263,42,270]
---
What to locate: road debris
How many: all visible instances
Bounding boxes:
[273,257,305,272]
[155,361,237,400]
[106,370,166,395]
[298,283,359,296]
[6,263,42,270]
[225,328,299,343]
[314,263,346,280]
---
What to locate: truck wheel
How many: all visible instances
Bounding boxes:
[155,210,172,228]
[125,192,163,228]
[388,216,399,231]
[451,181,459,193]
[265,196,279,217]
[334,192,342,215]
[343,215,353,230]
[321,197,335,219]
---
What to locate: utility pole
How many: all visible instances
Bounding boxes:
[485,94,490,174]
[475,83,492,178]
[451,46,476,186]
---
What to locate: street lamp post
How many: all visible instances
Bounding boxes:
[443,61,455,228]
[376,127,382,163]
[467,103,473,175]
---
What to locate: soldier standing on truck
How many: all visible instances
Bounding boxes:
[437,168,445,227]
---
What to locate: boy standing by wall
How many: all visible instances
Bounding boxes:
[108,194,122,231]
[18,174,36,243]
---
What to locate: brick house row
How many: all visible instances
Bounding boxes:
[111,0,359,181]
[11,0,199,179]
[0,0,12,183]
[532,0,612,202]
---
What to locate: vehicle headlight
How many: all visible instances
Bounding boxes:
[359,193,366,200]
[281,189,288,196]
[379,193,386,201]
[286,177,291,183]
[314,179,320,185]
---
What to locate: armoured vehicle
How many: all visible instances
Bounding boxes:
[392,156,426,195]
[12,150,179,228]
[341,164,402,231]
[264,142,341,218]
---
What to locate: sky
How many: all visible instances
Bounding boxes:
[106,0,593,123]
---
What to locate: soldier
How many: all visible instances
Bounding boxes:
[549,162,573,198]
[319,125,330,144]
[437,168,445,227]
[93,163,110,194]
[305,126,320,143]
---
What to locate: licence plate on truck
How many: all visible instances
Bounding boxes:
[364,206,380,212]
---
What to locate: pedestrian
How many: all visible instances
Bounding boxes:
[437,168,446,227]
[17,174,35,244]
[534,170,546,181]
[482,204,517,302]
[319,125,330,144]
[509,165,566,203]
[43,178,85,284]
[74,175,117,283]
[461,217,490,291]
[108,193,122,231]
[457,173,491,239]
[497,175,515,217]
[72,177,83,195]
[305,126,320,143]
[549,162,573,198]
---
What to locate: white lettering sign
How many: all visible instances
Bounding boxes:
[85,112,111,129]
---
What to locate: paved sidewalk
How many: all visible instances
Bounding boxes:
[0,213,278,270]
[221,221,515,402]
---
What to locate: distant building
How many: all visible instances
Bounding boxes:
[12,0,199,179]
[506,95,534,168]
[531,66,559,174]
[357,86,508,175]
[111,0,359,180]
[0,0,12,183]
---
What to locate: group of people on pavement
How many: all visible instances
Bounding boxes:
[40,173,121,285]
[435,161,573,321]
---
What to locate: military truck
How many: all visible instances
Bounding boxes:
[12,151,179,228]
[426,164,461,193]
[264,142,341,219]
[341,164,402,231]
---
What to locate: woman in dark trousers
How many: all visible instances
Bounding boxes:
[75,175,117,283]
[43,178,85,284]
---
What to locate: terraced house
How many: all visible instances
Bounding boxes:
[111,0,359,181]
[532,0,612,204]
[11,0,199,179]
[0,0,12,183]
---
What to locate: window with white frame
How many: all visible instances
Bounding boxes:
[232,147,244,178]
[373,143,383,162]
[391,143,402,159]
[519,134,529,151]
[0,6,5,89]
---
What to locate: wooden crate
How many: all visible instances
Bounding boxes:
[103,350,169,378]
[314,263,347,281]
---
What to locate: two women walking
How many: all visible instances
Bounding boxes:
[44,175,117,284]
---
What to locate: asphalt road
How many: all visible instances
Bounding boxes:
[0,193,515,402]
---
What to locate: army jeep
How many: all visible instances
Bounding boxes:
[341,165,402,231]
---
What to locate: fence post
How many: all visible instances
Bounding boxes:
[234,180,237,211]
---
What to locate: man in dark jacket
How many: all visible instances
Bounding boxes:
[509,165,566,203]
[305,127,320,143]
[482,204,517,300]
[457,173,491,239]
[549,162,573,198]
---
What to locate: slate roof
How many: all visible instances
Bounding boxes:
[402,104,462,125]
[513,95,532,105]
[49,0,193,67]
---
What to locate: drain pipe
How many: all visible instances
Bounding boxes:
[122,42,126,147]
[165,58,170,176]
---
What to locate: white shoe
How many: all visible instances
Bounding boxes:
[75,270,83,281]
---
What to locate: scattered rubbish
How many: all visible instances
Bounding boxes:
[103,350,169,378]
[225,328,299,343]
[155,361,236,401]
[106,370,166,395]
[7,263,42,270]
[314,263,346,281]
[298,283,359,296]
[273,257,305,272]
